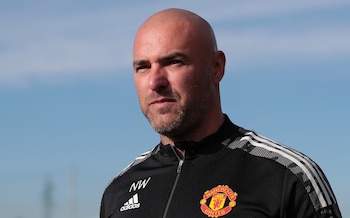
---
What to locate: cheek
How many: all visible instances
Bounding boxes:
[175,76,202,104]
[183,69,209,89]
[134,75,146,93]
[188,73,212,100]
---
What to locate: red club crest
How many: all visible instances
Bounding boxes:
[200,185,238,217]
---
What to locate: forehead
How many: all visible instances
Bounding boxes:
[133,21,197,59]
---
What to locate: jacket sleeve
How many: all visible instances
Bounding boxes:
[282,168,342,218]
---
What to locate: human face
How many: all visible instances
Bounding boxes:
[133,21,215,139]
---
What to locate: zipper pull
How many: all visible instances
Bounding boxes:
[177,159,184,173]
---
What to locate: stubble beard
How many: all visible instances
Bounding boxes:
[143,90,210,140]
[143,100,186,138]
[149,106,186,137]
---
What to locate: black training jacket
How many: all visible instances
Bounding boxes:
[100,115,341,218]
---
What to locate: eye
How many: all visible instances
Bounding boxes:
[134,64,150,73]
[169,59,184,65]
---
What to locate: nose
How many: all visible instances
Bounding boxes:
[148,65,169,92]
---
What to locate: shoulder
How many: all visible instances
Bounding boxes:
[228,129,340,217]
[103,146,158,192]
[118,148,156,177]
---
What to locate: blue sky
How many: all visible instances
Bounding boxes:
[1,1,349,217]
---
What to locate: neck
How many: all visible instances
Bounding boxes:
[160,113,225,146]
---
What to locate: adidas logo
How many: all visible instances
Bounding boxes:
[120,194,140,212]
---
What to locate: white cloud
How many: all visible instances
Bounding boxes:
[0,0,349,87]
[201,0,349,21]
[0,6,135,87]
[219,26,350,60]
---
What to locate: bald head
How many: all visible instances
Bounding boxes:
[133,8,226,143]
[135,8,218,53]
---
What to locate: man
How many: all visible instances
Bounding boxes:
[100,8,341,218]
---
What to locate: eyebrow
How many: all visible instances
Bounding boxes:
[162,52,189,62]
[133,60,149,68]
[133,52,190,67]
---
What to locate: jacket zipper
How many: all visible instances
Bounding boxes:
[162,148,185,218]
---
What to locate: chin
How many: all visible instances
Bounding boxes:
[151,117,181,133]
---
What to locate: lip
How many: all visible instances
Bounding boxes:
[149,98,176,106]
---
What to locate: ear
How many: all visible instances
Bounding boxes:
[212,51,226,84]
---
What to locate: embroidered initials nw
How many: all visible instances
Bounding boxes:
[129,177,151,192]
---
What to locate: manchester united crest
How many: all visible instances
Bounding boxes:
[200,185,238,217]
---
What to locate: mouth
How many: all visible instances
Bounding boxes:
[149,98,176,106]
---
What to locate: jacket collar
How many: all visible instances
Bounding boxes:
[158,114,242,158]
